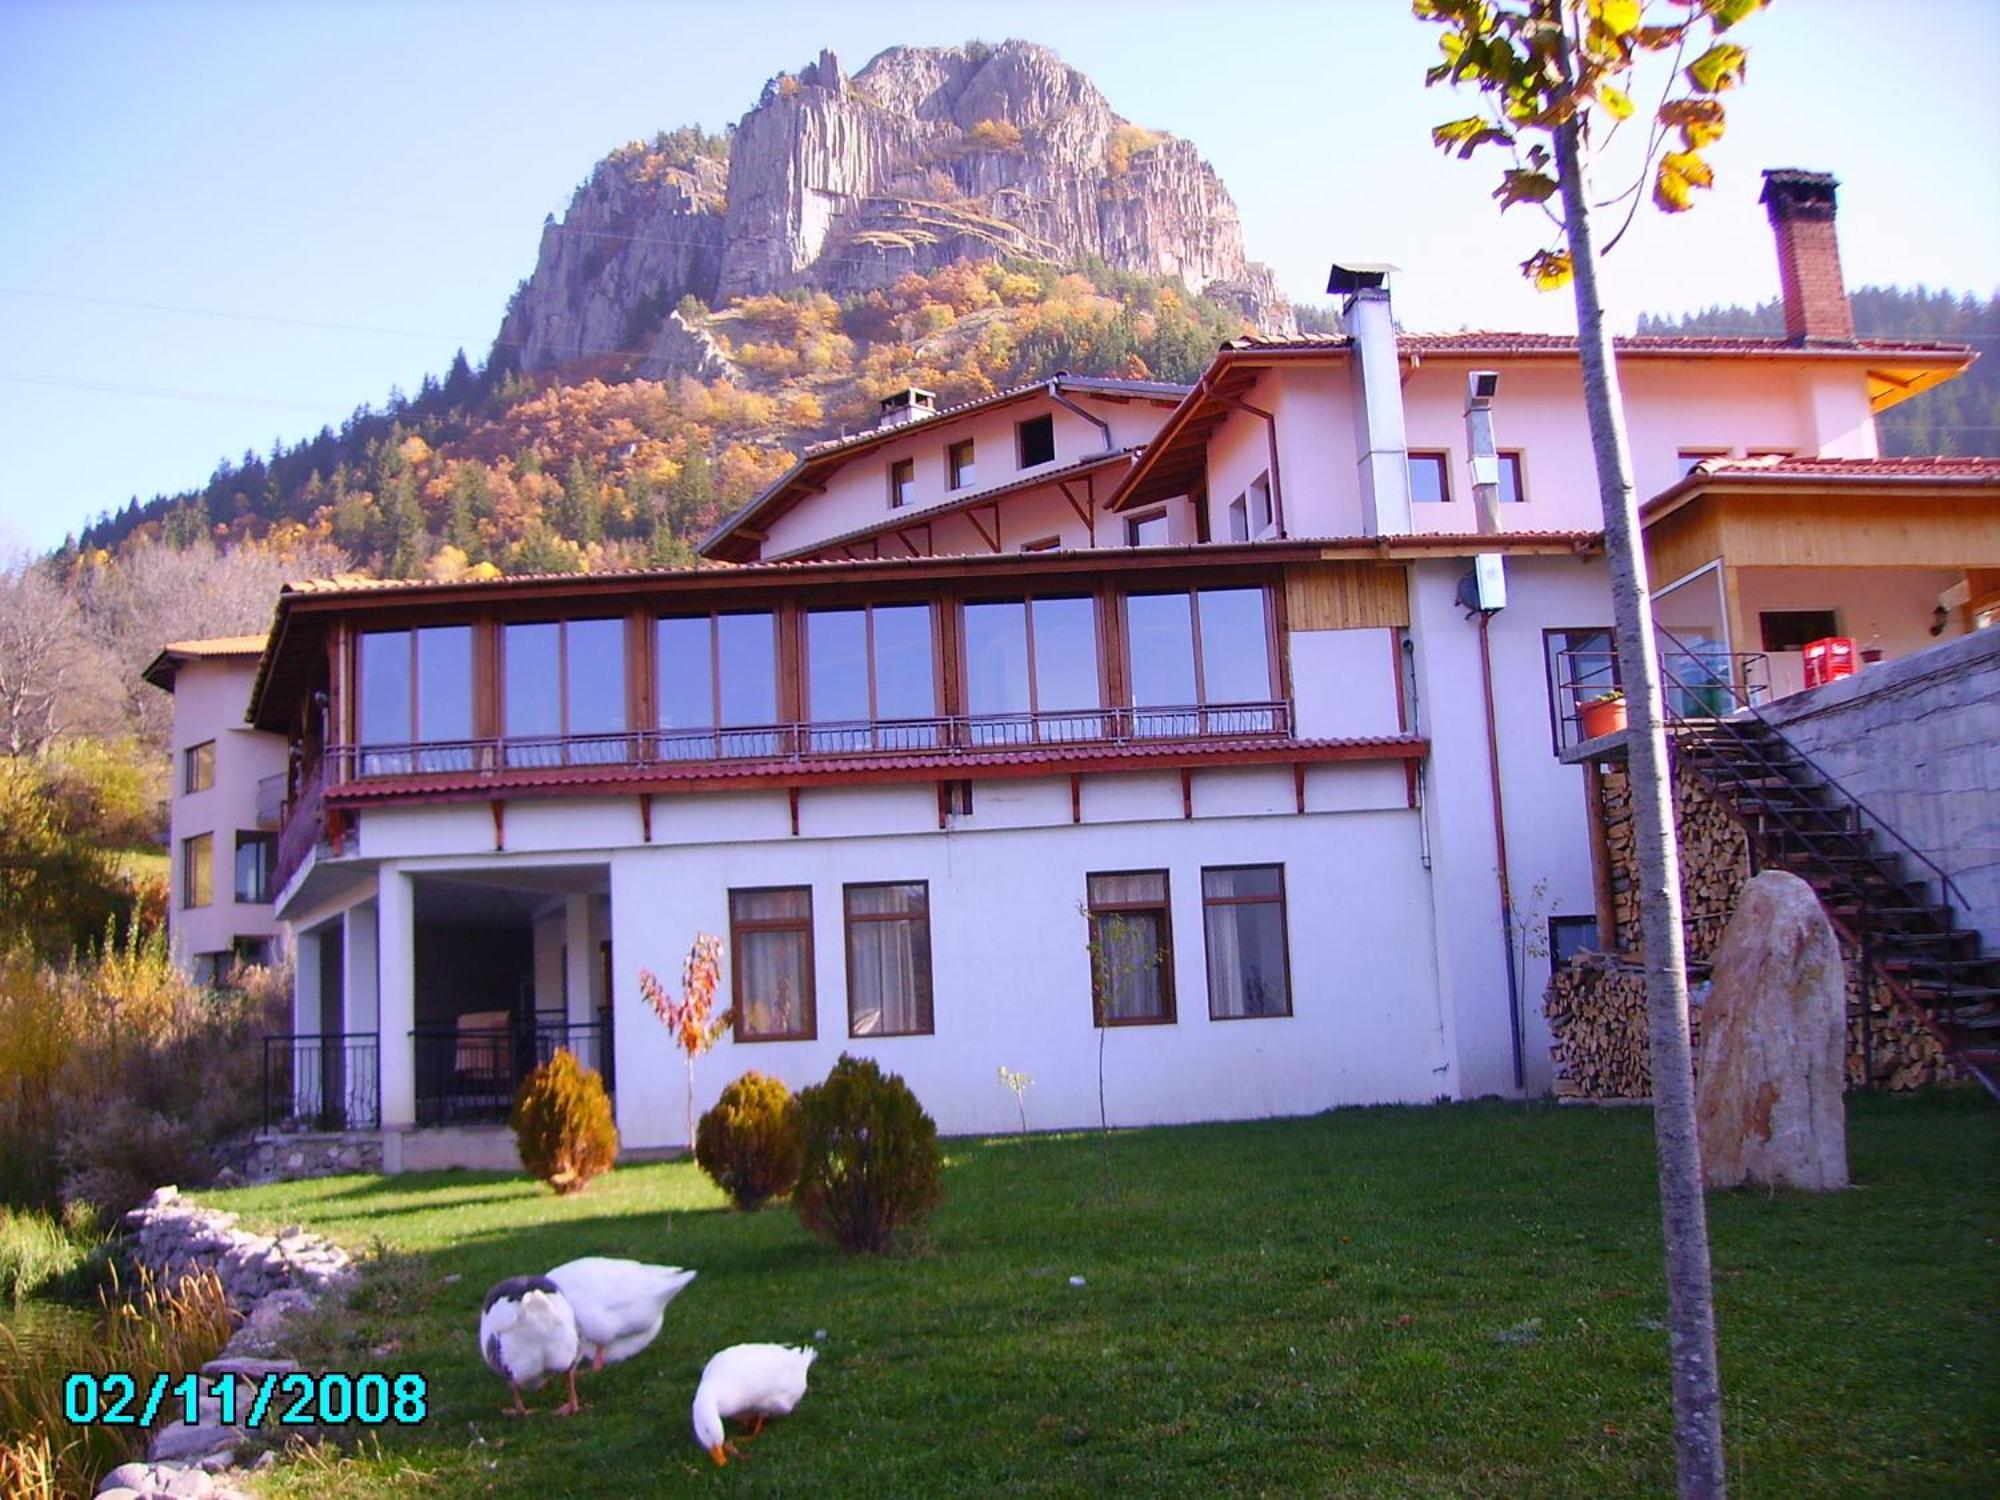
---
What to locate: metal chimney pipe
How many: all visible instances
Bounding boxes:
[1329,262,1411,536]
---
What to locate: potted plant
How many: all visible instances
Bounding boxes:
[1579,688,1627,740]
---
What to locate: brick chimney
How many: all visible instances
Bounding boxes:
[1760,169,1854,344]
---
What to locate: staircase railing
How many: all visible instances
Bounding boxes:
[1648,626,1985,1093]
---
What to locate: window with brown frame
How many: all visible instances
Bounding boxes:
[183,740,215,794]
[1498,451,1527,504]
[730,887,815,1041]
[948,439,976,490]
[234,832,275,904]
[1017,413,1056,468]
[501,618,627,766]
[805,603,937,750]
[1125,508,1169,546]
[1123,586,1277,735]
[962,595,1103,743]
[888,457,916,509]
[182,833,213,909]
[845,882,933,1037]
[1408,451,1451,504]
[357,626,474,774]
[1086,871,1174,1025]
[656,611,779,758]
[1202,865,1292,1019]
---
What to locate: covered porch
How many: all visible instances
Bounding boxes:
[264,863,613,1149]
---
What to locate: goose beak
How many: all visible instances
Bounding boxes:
[708,1443,729,1466]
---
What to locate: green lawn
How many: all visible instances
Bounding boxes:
[202,1094,1997,1498]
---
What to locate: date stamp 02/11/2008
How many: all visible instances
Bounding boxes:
[63,1372,429,1430]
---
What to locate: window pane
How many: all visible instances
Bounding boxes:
[1032,597,1101,730]
[1095,910,1169,1022]
[872,604,934,720]
[1126,593,1196,707]
[504,623,561,738]
[716,612,776,727]
[416,626,472,742]
[234,834,273,904]
[656,616,714,729]
[808,610,869,723]
[1018,414,1055,467]
[566,618,626,737]
[735,928,812,1039]
[184,834,213,908]
[964,601,1030,723]
[185,741,215,794]
[1197,588,1271,704]
[890,459,914,508]
[1499,453,1525,504]
[1202,865,1282,901]
[1409,454,1448,505]
[847,884,931,1037]
[1089,871,1166,906]
[359,631,412,745]
[734,887,810,922]
[1205,899,1290,1018]
[1128,512,1169,546]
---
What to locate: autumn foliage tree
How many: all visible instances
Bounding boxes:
[1415,3,1767,1494]
[641,933,732,1151]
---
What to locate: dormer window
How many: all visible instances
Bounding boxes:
[889,457,915,509]
[1017,414,1056,469]
[948,439,976,491]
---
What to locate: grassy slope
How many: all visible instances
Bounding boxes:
[206,1094,1996,1498]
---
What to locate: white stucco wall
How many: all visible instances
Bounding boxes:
[165,655,291,973]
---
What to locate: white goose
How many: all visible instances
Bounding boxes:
[478,1275,582,1417]
[691,1343,818,1466]
[544,1257,698,1370]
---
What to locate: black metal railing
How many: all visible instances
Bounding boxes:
[327,701,1294,782]
[413,1013,613,1127]
[262,1032,380,1132]
[1553,644,1771,752]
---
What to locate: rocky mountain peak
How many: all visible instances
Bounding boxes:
[494,40,1292,378]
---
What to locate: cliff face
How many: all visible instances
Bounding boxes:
[494,41,1291,375]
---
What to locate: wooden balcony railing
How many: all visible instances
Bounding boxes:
[272,757,326,894]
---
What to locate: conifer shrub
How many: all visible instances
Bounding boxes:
[793,1054,942,1253]
[510,1048,618,1195]
[694,1071,802,1211]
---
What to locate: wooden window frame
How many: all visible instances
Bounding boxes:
[947,438,976,491]
[729,885,817,1043]
[1200,863,1294,1020]
[1498,450,1527,504]
[500,616,628,742]
[888,457,915,510]
[1016,413,1056,469]
[842,881,935,1038]
[1408,451,1452,505]
[655,609,780,732]
[957,592,1108,724]
[356,624,477,750]
[182,832,213,910]
[1085,869,1176,1027]
[1125,507,1169,547]
[803,602,942,724]
[183,740,216,794]
[1119,585,1280,712]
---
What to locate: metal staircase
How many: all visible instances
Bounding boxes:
[1654,643,2000,1098]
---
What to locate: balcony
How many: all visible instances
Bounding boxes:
[318,701,1297,784]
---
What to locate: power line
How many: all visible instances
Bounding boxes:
[0,371,350,415]
[0,286,474,344]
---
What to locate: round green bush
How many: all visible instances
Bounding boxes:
[793,1054,942,1253]
[510,1048,618,1195]
[695,1071,803,1211]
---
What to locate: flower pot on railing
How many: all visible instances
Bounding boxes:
[1579,693,1628,740]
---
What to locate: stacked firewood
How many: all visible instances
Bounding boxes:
[1551,764,1960,1098]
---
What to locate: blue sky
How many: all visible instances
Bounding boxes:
[2,0,1996,554]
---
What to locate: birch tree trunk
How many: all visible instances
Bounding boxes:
[1554,111,1727,1499]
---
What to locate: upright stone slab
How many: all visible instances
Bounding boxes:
[1697,870,1849,1191]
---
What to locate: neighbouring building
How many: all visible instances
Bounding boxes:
[231,167,1997,1167]
[142,636,292,982]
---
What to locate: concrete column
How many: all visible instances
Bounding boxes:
[564,894,594,1026]
[292,926,322,1118]
[343,902,381,1127]
[377,868,417,1130]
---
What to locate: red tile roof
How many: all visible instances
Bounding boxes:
[141,634,273,691]
[1226,331,1975,359]
[1642,453,2000,519]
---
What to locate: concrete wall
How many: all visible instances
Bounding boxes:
[1759,627,2000,949]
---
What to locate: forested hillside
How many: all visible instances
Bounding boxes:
[1638,285,1999,456]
